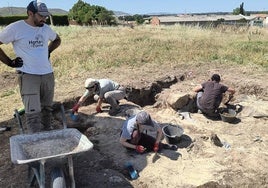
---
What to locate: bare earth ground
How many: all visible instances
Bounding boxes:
[0,62,267,188]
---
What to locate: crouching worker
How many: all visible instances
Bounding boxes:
[120,111,177,154]
[72,78,126,116]
[193,74,235,118]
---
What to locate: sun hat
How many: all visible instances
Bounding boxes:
[84,78,98,89]
[27,1,51,17]
[136,111,154,127]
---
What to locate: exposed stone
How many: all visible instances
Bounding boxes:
[210,134,223,147]
[166,92,190,110]
[179,92,198,113]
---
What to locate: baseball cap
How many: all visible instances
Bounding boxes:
[136,111,154,127]
[84,78,98,89]
[27,1,51,17]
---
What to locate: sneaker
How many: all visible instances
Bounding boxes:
[169,145,178,150]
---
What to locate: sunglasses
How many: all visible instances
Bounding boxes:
[35,13,49,20]
[85,85,95,90]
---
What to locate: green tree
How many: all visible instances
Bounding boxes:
[97,9,115,25]
[92,5,115,25]
[233,2,246,15]
[133,14,145,25]
[68,0,115,25]
[239,2,245,15]
[118,15,135,21]
[68,0,90,24]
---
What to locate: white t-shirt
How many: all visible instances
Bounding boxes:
[0,20,57,75]
[82,79,120,98]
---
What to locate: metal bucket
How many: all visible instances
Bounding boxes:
[162,124,184,144]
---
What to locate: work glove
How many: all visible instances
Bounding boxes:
[8,57,23,68]
[136,145,146,154]
[72,103,80,113]
[96,106,103,113]
[153,142,159,152]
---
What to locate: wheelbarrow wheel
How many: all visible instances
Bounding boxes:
[51,167,66,188]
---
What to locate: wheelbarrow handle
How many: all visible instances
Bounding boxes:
[14,109,24,134]
[60,104,67,129]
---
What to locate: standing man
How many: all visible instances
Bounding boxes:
[193,74,235,118]
[0,1,61,133]
[72,78,126,116]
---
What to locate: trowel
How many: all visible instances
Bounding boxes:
[152,151,160,163]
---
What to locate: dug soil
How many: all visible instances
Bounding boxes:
[0,62,267,187]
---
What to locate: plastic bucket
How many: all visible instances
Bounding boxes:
[220,109,236,123]
[162,124,184,144]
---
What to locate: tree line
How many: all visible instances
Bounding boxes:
[68,0,148,25]
[68,0,116,25]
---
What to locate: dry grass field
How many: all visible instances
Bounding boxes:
[0,25,267,121]
[0,25,267,187]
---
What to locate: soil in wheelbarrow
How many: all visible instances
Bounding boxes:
[0,62,268,188]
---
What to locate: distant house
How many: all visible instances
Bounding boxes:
[151,14,256,27]
[265,16,268,28]
[250,14,268,27]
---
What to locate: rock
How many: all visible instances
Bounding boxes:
[167,92,190,110]
[210,134,223,147]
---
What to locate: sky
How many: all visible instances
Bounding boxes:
[0,0,267,14]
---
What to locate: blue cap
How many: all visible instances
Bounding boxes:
[27,1,50,17]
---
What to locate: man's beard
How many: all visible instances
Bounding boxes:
[34,20,45,27]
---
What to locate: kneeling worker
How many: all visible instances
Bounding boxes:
[72,78,126,116]
[120,111,177,153]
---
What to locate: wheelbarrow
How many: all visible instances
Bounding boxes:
[10,105,93,188]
